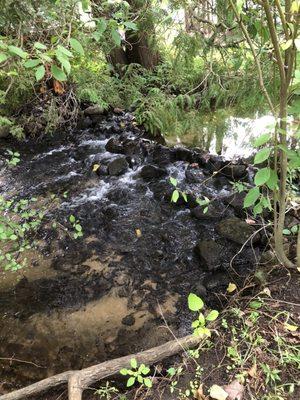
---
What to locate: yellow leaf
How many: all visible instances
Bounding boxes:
[227,283,237,293]
[284,323,298,332]
[248,363,257,378]
[281,39,293,50]
[93,164,100,172]
[209,385,228,400]
[135,228,142,238]
[291,1,300,13]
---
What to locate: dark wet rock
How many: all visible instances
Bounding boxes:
[195,240,225,271]
[108,157,129,176]
[216,217,260,245]
[103,205,119,220]
[140,165,167,180]
[203,272,230,290]
[0,125,10,138]
[185,167,206,184]
[191,201,225,220]
[173,147,194,162]
[122,140,142,157]
[193,283,207,298]
[95,164,108,176]
[105,137,124,154]
[152,145,174,166]
[84,105,105,116]
[149,181,173,201]
[223,163,247,180]
[122,314,135,326]
[212,175,231,190]
[223,192,247,218]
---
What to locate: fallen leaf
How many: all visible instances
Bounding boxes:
[227,283,237,293]
[297,267,300,273]
[245,218,256,225]
[92,164,100,172]
[53,79,64,95]
[262,287,271,297]
[135,228,142,238]
[191,163,199,168]
[248,363,257,378]
[284,323,298,332]
[223,380,245,400]
[195,384,207,400]
[209,385,228,400]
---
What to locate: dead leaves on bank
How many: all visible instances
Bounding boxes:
[195,380,245,400]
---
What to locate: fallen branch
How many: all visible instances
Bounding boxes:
[1,333,202,400]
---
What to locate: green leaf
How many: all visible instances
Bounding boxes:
[24,59,41,69]
[130,358,137,369]
[253,133,271,148]
[120,368,128,375]
[188,293,204,311]
[266,169,278,190]
[69,38,84,55]
[254,148,271,164]
[143,378,152,388]
[171,190,179,203]
[34,42,47,50]
[141,366,150,375]
[170,177,177,187]
[81,0,90,12]
[111,29,121,46]
[124,21,138,30]
[236,0,246,14]
[243,187,260,208]
[9,234,18,241]
[56,52,71,74]
[0,52,8,63]
[254,167,271,186]
[35,65,45,81]
[57,45,73,58]
[75,224,82,232]
[181,192,188,202]
[8,45,28,59]
[283,229,291,235]
[51,64,67,81]
[127,377,136,387]
[69,215,76,223]
[192,320,200,328]
[96,18,107,35]
[206,310,219,322]
[249,300,262,309]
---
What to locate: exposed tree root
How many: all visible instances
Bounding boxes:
[0,334,202,400]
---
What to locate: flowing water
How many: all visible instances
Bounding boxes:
[0,111,263,392]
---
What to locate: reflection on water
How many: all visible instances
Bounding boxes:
[167,109,275,159]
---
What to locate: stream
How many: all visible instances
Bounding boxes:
[0,111,263,392]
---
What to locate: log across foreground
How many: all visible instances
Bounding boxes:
[0,333,202,400]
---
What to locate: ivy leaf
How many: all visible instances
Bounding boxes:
[35,65,46,81]
[69,38,84,55]
[8,45,28,59]
[111,29,121,47]
[243,187,260,208]
[254,167,271,186]
[188,293,204,311]
[24,59,41,69]
[51,64,67,81]
[254,147,271,164]
[253,133,271,147]
[206,310,219,322]
[124,21,138,30]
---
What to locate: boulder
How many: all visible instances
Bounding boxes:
[152,145,174,166]
[107,157,128,176]
[191,201,225,220]
[223,164,247,180]
[173,147,195,162]
[84,105,104,116]
[105,138,124,154]
[140,165,167,180]
[185,167,206,184]
[223,192,247,218]
[216,217,260,245]
[194,240,225,271]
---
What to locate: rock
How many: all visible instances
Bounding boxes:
[223,192,247,218]
[152,145,174,166]
[185,167,206,184]
[107,157,128,176]
[193,283,207,298]
[122,314,135,326]
[84,105,104,116]
[140,165,167,180]
[95,164,108,176]
[194,240,225,271]
[173,147,194,162]
[223,163,247,180]
[0,125,10,138]
[203,272,229,290]
[216,217,260,245]
[191,201,225,220]
[105,138,124,154]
